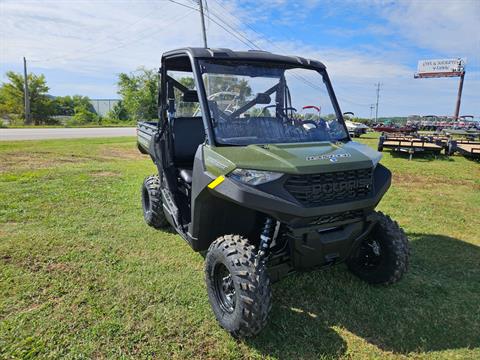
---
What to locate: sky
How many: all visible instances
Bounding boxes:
[1,0,479,118]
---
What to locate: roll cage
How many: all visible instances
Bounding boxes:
[157,48,350,147]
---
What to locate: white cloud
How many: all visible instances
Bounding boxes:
[1,0,478,117]
[379,0,480,61]
[0,0,250,72]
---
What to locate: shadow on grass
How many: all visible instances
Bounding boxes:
[246,234,480,359]
[355,135,379,140]
[462,155,480,163]
[388,150,454,162]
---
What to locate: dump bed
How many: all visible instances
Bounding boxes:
[137,121,158,154]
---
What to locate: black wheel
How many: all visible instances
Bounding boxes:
[141,175,169,229]
[205,235,272,338]
[347,212,409,285]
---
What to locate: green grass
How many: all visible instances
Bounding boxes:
[1,135,479,359]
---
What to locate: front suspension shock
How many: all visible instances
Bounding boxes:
[258,217,275,261]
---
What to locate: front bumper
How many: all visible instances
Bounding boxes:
[210,164,391,228]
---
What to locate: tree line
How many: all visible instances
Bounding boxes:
[0,67,159,127]
[1,68,378,128]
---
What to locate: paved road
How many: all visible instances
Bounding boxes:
[0,127,136,141]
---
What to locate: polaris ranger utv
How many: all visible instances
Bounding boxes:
[137,48,409,338]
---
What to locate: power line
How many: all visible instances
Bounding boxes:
[32,2,164,63]
[198,3,262,49]
[205,1,373,108]
[169,0,257,49]
[210,0,271,46]
[167,0,198,11]
[32,7,194,65]
[190,1,326,93]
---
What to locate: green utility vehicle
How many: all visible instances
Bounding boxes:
[137,48,409,338]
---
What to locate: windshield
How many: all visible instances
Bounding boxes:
[199,60,348,145]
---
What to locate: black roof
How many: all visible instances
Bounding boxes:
[162,47,326,69]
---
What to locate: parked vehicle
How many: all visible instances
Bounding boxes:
[137,48,409,338]
[343,112,369,137]
[372,123,416,134]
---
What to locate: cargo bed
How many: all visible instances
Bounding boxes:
[137,121,158,154]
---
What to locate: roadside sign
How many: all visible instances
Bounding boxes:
[414,58,467,119]
[415,58,465,78]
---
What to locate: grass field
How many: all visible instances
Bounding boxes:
[1,135,479,359]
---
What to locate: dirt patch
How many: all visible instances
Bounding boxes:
[393,173,475,188]
[89,170,120,177]
[0,151,87,173]
[0,146,141,173]
[46,262,70,272]
[100,147,142,160]
[13,257,72,273]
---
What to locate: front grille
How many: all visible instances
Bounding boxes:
[284,168,373,206]
[309,210,364,226]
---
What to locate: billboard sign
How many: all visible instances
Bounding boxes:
[415,58,465,78]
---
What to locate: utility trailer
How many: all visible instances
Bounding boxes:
[448,139,480,159]
[378,134,443,160]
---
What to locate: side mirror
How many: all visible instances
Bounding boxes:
[255,93,271,104]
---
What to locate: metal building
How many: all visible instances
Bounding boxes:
[89,99,120,117]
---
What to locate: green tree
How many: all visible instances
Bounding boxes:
[206,76,252,102]
[105,100,129,123]
[70,104,99,125]
[117,68,158,121]
[0,71,53,125]
[52,95,95,116]
[174,77,198,116]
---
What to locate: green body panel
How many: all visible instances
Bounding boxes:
[203,146,236,177]
[204,141,373,176]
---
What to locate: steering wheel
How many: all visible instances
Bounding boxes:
[261,105,297,113]
[261,105,297,115]
[260,105,300,127]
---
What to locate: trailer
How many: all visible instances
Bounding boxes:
[378,135,443,160]
[448,139,480,159]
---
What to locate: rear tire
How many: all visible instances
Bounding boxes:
[141,175,169,229]
[347,212,409,285]
[205,235,272,338]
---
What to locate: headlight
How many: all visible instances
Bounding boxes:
[228,168,283,186]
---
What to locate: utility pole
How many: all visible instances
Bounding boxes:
[198,0,208,48]
[369,104,375,120]
[454,71,465,120]
[23,57,31,125]
[374,82,381,123]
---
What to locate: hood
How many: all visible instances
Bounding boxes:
[213,141,379,175]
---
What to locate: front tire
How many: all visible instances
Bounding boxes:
[347,212,409,285]
[141,175,169,229]
[205,235,272,338]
